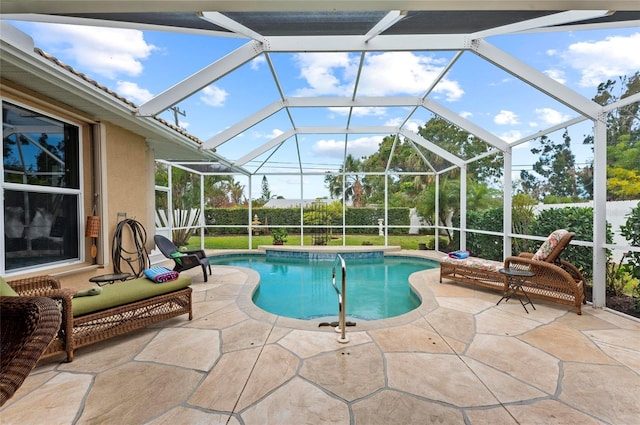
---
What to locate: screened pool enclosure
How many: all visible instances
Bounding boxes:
[3,2,640,311]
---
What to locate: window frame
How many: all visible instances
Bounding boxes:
[1,99,85,275]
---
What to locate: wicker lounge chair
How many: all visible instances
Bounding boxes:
[1,296,61,406]
[440,230,586,314]
[4,274,192,362]
[154,235,211,282]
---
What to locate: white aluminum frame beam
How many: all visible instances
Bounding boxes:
[205,100,284,148]
[234,129,295,166]
[510,116,587,148]
[400,129,464,167]
[472,39,602,120]
[423,99,509,151]
[138,41,263,116]
[364,10,407,42]
[199,11,267,43]
[267,34,468,52]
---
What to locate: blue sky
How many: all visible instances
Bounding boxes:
[7,19,640,199]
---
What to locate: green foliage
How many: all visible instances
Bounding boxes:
[620,201,640,280]
[588,72,640,200]
[520,130,582,201]
[260,176,271,203]
[512,194,537,254]
[531,206,613,280]
[606,253,639,296]
[270,228,288,244]
[607,166,640,200]
[172,209,201,247]
[171,167,201,210]
[542,195,583,204]
[204,206,410,236]
[466,208,504,261]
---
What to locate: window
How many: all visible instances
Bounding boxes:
[2,101,81,272]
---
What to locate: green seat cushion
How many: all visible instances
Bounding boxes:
[72,275,192,317]
[1,277,19,297]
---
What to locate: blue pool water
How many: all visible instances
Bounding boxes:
[207,254,438,320]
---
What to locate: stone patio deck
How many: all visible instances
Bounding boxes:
[2,255,639,424]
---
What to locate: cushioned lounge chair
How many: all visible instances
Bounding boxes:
[154,235,211,282]
[1,295,61,406]
[440,229,586,314]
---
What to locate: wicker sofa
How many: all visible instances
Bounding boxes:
[3,274,192,362]
[439,230,586,315]
[0,296,61,406]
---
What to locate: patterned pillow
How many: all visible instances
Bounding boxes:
[532,229,569,261]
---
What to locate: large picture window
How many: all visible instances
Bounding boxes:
[2,101,81,272]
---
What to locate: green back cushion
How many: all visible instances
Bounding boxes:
[72,275,192,317]
[0,277,19,297]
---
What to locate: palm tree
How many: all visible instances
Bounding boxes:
[324,154,365,205]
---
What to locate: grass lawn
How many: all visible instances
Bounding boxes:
[186,234,448,251]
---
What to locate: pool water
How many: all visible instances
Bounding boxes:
[207,254,438,320]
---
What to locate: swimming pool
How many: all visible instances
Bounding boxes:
[207,254,438,321]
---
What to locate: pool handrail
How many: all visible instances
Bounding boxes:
[331,254,349,343]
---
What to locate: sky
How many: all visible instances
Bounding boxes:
[6,18,640,199]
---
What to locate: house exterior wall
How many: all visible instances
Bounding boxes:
[1,80,156,290]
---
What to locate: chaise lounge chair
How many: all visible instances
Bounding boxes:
[154,235,211,282]
[440,229,586,314]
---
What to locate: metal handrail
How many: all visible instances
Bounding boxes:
[331,254,349,343]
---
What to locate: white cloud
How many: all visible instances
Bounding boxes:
[359,52,463,100]
[312,136,381,159]
[460,111,473,119]
[543,69,566,84]
[293,52,464,101]
[494,110,519,125]
[499,130,523,143]
[328,107,387,117]
[293,52,355,96]
[535,108,571,125]
[115,81,154,103]
[564,32,640,87]
[200,85,228,107]
[251,55,266,70]
[28,23,156,79]
[267,128,284,138]
[384,117,422,133]
[489,77,513,86]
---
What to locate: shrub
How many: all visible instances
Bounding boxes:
[620,201,640,280]
[531,206,612,281]
[466,208,503,261]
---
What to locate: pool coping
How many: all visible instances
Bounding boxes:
[208,249,446,333]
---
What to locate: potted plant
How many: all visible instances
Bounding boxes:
[271,228,288,245]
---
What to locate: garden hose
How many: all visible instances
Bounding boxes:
[111,218,150,277]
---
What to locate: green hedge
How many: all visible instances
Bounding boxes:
[531,206,612,280]
[449,205,610,280]
[466,208,504,261]
[203,207,410,235]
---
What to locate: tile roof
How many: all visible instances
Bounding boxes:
[33,47,206,147]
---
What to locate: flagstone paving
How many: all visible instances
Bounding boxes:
[2,256,640,425]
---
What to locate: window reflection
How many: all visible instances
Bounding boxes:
[3,102,81,272]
